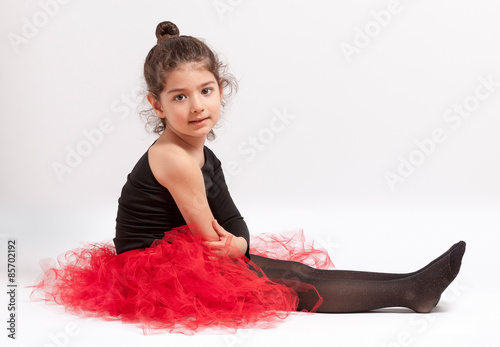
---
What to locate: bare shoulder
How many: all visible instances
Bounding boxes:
[148,143,200,188]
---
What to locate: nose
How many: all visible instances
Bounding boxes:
[190,95,204,114]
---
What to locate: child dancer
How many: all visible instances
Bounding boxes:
[34,21,466,333]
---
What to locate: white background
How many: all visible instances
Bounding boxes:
[1,0,499,346]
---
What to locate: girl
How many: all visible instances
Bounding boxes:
[33,21,466,333]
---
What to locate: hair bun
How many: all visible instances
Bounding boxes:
[155,21,179,44]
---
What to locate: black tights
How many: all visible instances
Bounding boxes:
[251,241,466,313]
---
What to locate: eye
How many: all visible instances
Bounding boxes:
[173,94,186,101]
[201,87,213,95]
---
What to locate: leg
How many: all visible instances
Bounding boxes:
[252,254,405,281]
[251,241,464,281]
[252,241,466,313]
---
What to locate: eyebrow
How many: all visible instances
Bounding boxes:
[166,81,216,94]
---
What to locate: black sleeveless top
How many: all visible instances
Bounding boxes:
[114,145,250,258]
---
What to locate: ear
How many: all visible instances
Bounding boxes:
[147,93,165,118]
[218,80,224,101]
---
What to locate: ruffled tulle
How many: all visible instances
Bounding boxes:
[250,230,335,270]
[31,227,329,334]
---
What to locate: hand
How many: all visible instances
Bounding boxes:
[203,220,247,259]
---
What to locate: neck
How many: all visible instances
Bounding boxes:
[160,127,206,152]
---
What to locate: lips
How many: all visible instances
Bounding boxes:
[189,117,209,124]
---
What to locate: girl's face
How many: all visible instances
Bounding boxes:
[149,62,223,141]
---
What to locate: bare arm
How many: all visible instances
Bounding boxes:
[149,146,247,256]
[150,146,218,240]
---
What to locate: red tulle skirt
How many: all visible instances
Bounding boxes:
[31,227,334,334]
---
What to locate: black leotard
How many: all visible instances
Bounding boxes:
[114,145,250,258]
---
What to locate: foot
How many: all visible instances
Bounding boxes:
[406,241,466,313]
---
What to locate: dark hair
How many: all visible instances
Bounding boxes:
[141,21,237,139]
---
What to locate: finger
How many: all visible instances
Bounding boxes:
[205,238,232,250]
[212,219,228,237]
[212,219,221,235]
[203,241,223,249]
[224,234,233,247]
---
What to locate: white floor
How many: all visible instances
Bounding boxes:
[1,202,498,347]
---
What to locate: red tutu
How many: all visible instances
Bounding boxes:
[250,230,335,270]
[32,227,333,333]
